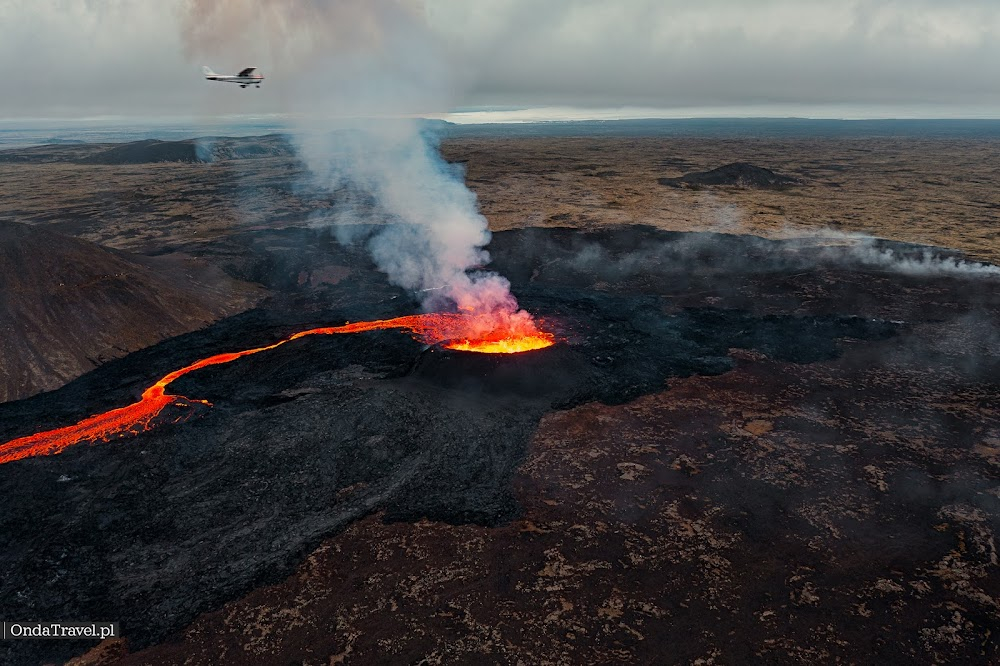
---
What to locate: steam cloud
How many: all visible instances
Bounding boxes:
[808,231,1000,277]
[696,200,1000,277]
[181,0,527,321]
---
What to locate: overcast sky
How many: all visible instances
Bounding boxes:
[3,0,1000,121]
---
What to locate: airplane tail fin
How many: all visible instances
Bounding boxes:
[202,65,216,77]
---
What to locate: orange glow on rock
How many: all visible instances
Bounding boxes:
[0,311,554,465]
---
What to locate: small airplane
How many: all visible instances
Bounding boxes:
[202,66,264,88]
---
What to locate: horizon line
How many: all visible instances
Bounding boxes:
[4,114,1000,127]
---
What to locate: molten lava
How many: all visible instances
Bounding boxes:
[0,312,553,466]
[444,336,554,354]
[437,306,555,354]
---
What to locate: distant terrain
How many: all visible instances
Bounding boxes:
[2,123,999,265]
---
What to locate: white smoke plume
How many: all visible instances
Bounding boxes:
[298,119,521,315]
[180,0,524,319]
[697,200,1000,277]
[787,229,1000,277]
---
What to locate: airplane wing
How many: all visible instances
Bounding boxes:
[236,67,257,77]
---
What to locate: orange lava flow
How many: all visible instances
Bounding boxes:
[0,312,553,466]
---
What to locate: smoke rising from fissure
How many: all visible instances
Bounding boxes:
[695,200,1000,277]
[541,229,1000,288]
[181,0,530,322]
[810,231,1000,277]
[294,120,523,316]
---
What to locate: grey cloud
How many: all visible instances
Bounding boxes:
[3,0,1000,118]
[429,0,1000,110]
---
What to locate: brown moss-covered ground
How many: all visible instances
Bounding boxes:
[448,136,1000,266]
[0,220,263,402]
[97,334,1000,664]
[2,136,998,262]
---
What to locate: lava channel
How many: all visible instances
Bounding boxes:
[0,312,554,466]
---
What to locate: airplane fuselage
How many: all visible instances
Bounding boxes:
[203,66,264,88]
[205,74,264,86]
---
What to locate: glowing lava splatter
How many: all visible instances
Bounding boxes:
[0,313,554,466]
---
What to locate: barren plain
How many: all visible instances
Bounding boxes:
[2,134,998,262]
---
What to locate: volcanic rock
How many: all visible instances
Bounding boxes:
[76,134,295,165]
[0,142,102,164]
[0,220,264,402]
[2,226,999,665]
[658,161,801,188]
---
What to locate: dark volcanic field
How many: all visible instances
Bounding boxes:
[1,226,999,664]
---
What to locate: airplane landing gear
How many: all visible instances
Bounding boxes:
[240,85,247,88]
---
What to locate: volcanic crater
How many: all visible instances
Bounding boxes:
[1,225,999,664]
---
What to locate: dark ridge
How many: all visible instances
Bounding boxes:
[658,161,801,189]
[78,138,199,164]
[0,142,110,164]
[75,134,295,165]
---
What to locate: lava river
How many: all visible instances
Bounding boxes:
[0,312,554,466]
